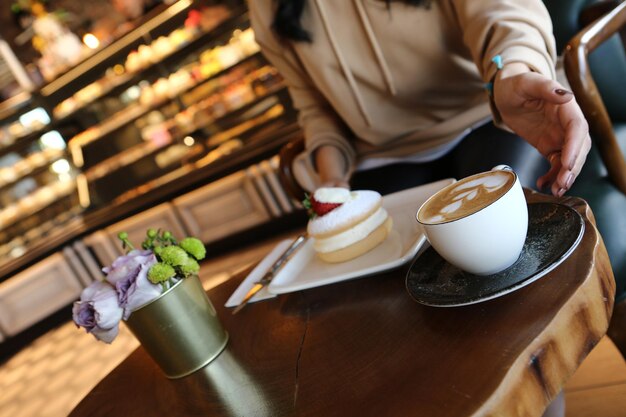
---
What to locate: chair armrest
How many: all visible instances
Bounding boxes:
[579,1,622,26]
[278,134,307,202]
[563,1,626,194]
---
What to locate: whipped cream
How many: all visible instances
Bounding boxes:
[313,187,351,203]
[313,207,389,253]
[307,190,381,236]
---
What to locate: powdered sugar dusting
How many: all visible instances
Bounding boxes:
[313,207,388,252]
[307,190,382,236]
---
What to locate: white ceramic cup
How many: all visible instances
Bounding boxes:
[416,165,528,275]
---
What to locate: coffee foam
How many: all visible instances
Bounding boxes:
[418,170,515,224]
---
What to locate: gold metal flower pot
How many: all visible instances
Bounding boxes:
[125,274,228,379]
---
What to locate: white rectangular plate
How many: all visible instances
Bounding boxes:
[268,179,455,294]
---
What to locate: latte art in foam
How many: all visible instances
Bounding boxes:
[418,171,515,224]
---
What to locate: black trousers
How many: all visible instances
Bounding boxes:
[350,122,550,195]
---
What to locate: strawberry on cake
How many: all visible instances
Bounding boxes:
[304,187,393,263]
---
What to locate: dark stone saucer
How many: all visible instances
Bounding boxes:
[405,202,585,307]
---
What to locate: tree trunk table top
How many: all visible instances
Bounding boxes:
[70,190,615,417]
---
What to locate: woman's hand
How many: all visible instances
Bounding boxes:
[315,145,350,189]
[494,63,591,196]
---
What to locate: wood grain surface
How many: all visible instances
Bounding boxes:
[69,191,615,417]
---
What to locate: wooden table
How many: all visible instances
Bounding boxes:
[69,191,615,417]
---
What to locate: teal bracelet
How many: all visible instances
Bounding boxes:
[484,55,504,95]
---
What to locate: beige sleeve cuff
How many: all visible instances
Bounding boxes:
[305,131,357,180]
[484,46,556,129]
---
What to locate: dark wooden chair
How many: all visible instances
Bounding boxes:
[545,0,626,359]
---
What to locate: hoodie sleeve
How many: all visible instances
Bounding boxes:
[449,0,557,123]
[248,2,356,177]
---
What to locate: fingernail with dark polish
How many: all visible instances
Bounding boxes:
[555,88,573,96]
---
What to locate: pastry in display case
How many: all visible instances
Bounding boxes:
[5,5,274,213]
[58,13,289,209]
[0,106,50,148]
[0,125,81,260]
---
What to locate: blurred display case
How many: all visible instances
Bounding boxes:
[0,1,300,281]
[0,97,80,262]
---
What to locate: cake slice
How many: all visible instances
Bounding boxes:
[305,188,393,263]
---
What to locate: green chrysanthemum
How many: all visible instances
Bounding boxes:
[180,258,200,276]
[159,246,189,267]
[179,237,206,260]
[148,262,176,284]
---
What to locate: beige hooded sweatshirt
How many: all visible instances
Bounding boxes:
[248,0,557,174]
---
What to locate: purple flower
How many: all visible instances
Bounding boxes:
[73,281,123,343]
[104,249,161,319]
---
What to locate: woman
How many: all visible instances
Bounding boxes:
[248,0,591,197]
